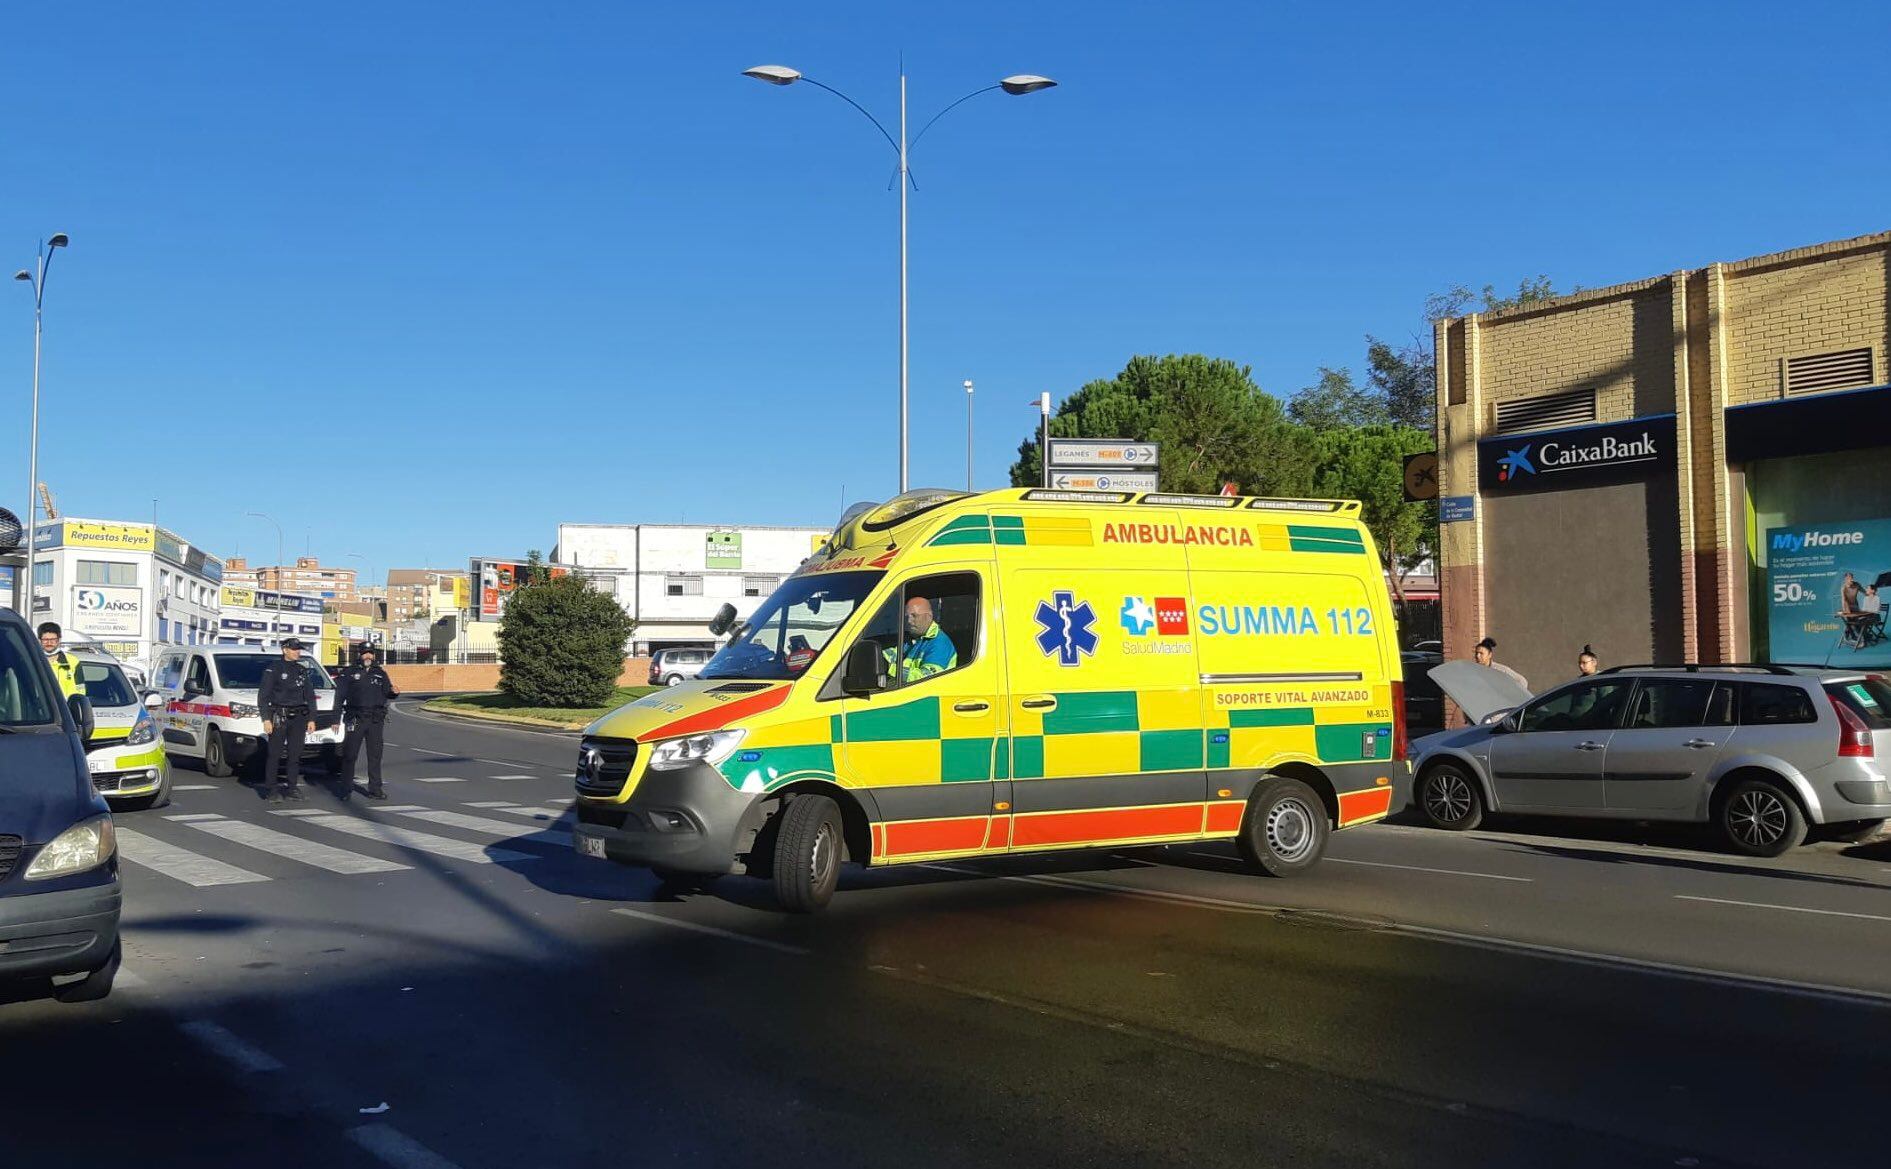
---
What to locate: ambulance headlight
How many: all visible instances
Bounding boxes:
[648,730,746,771]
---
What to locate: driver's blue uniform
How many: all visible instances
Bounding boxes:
[887,622,957,683]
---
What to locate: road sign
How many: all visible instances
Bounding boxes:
[1219,481,1239,497]
[1403,451,1440,501]
[1047,439,1159,468]
[1050,470,1158,492]
[1440,495,1476,523]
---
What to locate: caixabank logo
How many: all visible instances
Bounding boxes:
[1479,415,1674,492]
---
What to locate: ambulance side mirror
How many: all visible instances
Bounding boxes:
[842,639,888,696]
[707,603,738,637]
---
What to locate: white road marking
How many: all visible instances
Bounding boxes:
[488,774,536,780]
[287,813,536,864]
[348,1124,466,1169]
[466,800,521,808]
[269,807,329,817]
[162,813,224,822]
[368,805,428,813]
[116,829,270,886]
[1326,857,1534,883]
[609,907,809,955]
[179,816,411,875]
[173,784,217,791]
[389,808,571,846]
[115,967,148,989]
[409,747,455,757]
[180,1019,284,1073]
[1674,894,1891,924]
[475,758,525,767]
[411,776,464,784]
[466,802,570,823]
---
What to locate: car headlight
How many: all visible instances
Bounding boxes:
[647,729,746,772]
[126,711,156,746]
[25,816,116,881]
[229,701,259,719]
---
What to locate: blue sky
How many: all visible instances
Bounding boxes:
[3,1,1886,582]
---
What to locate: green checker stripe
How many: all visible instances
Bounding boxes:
[1227,708,1316,728]
[942,737,994,782]
[1043,691,1139,735]
[845,696,941,742]
[927,514,992,546]
[1140,729,1203,772]
[719,743,836,788]
[992,515,1026,545]
[1012,735,1044,779]
[1207,731,1231,770]
[992,515,1024,529]
[1287,524,1367,555]
[1314,722,1395,763]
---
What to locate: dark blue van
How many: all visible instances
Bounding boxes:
[0,607,121,1003]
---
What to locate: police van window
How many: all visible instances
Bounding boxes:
[857,572,981,691]
[155,654,185,690]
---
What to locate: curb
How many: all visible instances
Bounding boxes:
[413,700,589,734]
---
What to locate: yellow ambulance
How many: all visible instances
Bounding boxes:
[573,487,1407,911]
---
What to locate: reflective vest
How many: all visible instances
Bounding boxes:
[886,622,958,683]
[46,650,80,698]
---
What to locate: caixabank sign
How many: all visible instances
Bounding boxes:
[1478,414,1676,491]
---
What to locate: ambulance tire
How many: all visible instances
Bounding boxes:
[204,729,234,778]
[771,793,843,913]
[1237,777,1329,878]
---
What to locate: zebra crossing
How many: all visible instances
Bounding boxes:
[115,797,579,888]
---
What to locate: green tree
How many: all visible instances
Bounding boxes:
[496,572,636,708]
[1288,366,1387,432]
[1368,276,1573,435]
[1309,424,1438,618]
[1009,354,1316,496]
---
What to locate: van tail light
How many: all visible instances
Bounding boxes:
[1391,680,1409,762]
[1830,694,1875,759]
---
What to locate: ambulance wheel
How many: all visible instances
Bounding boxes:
[771,793,843,913]
[204,729,234,778]
[1237,777,1328,878]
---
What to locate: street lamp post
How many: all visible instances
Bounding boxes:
[963,379,975,491]
[14,233,70,620]
[743,65,1056,493]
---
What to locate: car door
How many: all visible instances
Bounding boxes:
[835,566,1006,861]
[180,653,216,751]
[152,650,194,753]
[1486,679,1633,810]
[1604,679,1734,815]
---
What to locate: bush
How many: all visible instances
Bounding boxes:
[495,574,637,708]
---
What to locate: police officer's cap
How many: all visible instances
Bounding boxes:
[280,637,305,650]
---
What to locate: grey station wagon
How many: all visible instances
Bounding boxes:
[1409,663,1891,857]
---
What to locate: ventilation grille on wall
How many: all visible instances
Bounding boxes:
[1783,347,1874,397]
[1493,388,1598,433]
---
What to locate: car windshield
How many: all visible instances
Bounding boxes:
[0,623,60,728]
[701,571,885,681]
[214,654,335,690]
[76,661,138,709]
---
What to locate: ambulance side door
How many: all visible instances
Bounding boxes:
[835,563,1007,862]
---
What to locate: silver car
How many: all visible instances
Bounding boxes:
[647,647,713,687]
[1408,663,1891,857]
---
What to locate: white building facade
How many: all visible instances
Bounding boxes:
[553,522,828,654]
[19,518,224,669]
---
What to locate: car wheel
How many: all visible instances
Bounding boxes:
[665,674,684,687]
[203,728,233,778]
[770,793,843,913]
[1418,762,1484,831]
[152,767,174,809]
[53,940,120,1004]
[1236,776,1329,877]
[1718,777,1806,858]
[1824,819,1885,844]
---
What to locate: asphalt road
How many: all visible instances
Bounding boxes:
[5,698,1890,1169]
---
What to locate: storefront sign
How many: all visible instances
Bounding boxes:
[1478,415,1676,491]
[72,585,144,636]
[1440,495,1476,524]
[221,586,258,609]
[1766,518,1891,667]
[706,532,743,569]
[63,521,156,552]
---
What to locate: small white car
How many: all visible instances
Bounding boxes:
[70,650,171,810]
[149,645,344,779]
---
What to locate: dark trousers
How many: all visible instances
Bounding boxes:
[264,707,309,790]
[343,708,387,789]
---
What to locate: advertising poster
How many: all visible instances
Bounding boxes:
[1765,518,1891,667]
[72,585,144,636]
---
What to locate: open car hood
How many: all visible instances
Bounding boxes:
[1427,660,1533,725]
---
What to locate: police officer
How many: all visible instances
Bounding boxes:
[257,637,317,801]
[38,622,80,698]
[337,643,399,800]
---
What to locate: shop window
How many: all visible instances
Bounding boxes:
[1493,388,1597,434]
[77,560,137,586]
[1783,347,1874,398]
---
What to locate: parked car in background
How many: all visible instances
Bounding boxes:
[0,607,121,1004]
[1409,662,1891,857]
[1400,649,1445,737]
[647,647,714,687]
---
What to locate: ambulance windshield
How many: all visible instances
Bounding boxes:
[702,571,885,681]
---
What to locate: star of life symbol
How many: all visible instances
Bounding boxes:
[1120,596,1156,636]
[1034,590,1099,667]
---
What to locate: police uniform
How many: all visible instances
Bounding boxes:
[337,650,399,799]
[256,639,318,799]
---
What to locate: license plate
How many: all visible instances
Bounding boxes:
[575,832,607,860]
[88,754,111,773]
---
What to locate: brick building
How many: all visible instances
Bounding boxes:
[1435,230,1891,689]
[223,556,358,602]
